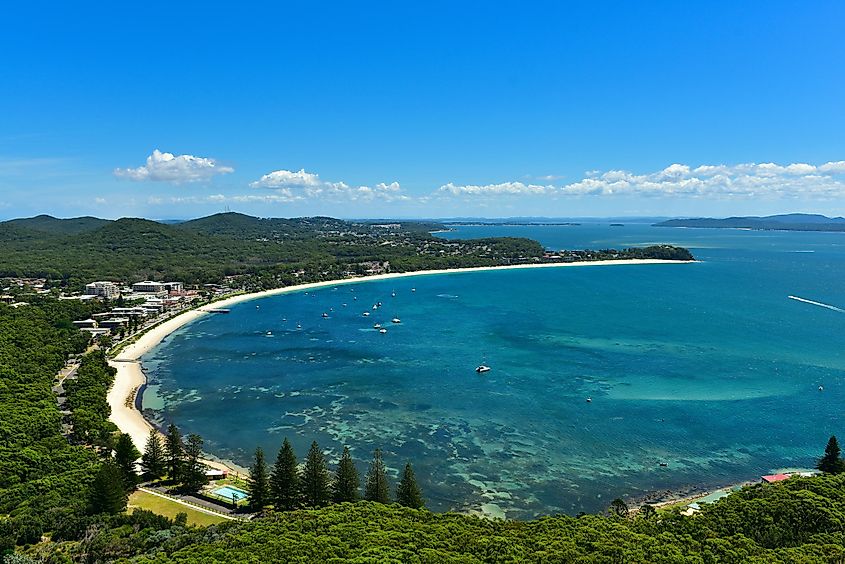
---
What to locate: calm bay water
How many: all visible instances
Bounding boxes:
[142,223,845,517]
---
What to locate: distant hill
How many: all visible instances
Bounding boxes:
[0,212,547,289]
[4,214,111,234]
[655,213,845,232]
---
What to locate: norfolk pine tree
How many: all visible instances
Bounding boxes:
[270,438,301,510]
[181,434,208,493]
[165,423,184,481]
[364,448,390,504]
[90,462,127,514]
[113,433,140,489]
[301,441,331,507]
[817,435,845,474]
[141,429,166,479]
[248,447,270,511]
[332,446,360,503]
[396,462,424,508]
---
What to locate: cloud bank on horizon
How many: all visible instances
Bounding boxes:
[441,161,845,200]
[103,150,845,215]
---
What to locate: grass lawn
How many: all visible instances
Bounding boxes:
[128,490,228,526]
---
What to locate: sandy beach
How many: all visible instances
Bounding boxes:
[107,258,692,454]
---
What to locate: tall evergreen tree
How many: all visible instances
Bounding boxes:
[609,498,630,518]
[113,433,140,489]
[248,447,270,511]
[817,435,845,474]
[141,429,166,480]
[364,448,390,504]
[181,433,208,493]
[165,423,184,481]
[395,462,424,509]
[332,446,360,503]
[270,438,301,510]
[90,462,127,514]
[301,441,331,507]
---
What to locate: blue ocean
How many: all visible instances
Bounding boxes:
[141,223,845,518]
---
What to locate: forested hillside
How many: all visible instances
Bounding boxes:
[0,214,545,289]
[0,213,692,293]
[33,475,845,562]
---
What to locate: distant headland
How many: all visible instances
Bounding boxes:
[655,213,845,232]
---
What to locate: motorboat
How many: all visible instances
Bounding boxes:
[475,365,491,374]
[391,318,401,324]
[379,328,388,334]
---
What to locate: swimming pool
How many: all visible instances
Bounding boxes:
[212,485,249,501]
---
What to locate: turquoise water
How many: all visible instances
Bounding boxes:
[212,485,248,501]
[142,223,845,518]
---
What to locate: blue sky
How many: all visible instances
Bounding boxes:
[1,1,844,220]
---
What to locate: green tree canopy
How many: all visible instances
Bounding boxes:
[364,448,390,504]
[165,423,184,482]
[270,438,300,511]
[141,429,166,480]
[248,447,270,511]
[113,432,140,490]
[817,435,845,474]
[181,434,207,493]
[332,446,360,504]
[301,441,331,508]
[89,462,127,515]
[395,463,424,509]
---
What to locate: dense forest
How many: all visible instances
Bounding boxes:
[0,214,692,292]
[3,298,845,562]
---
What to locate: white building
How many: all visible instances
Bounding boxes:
[85,281,120,299]
[164,282,184,293]
[132,281,166,293]
[72,319,98,329]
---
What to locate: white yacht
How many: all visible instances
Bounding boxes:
[391,318,401,324]
[475,365,491,374]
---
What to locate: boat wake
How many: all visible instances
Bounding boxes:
[788,295,844,313]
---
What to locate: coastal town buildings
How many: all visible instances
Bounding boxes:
[131,281,167,294]
[84,281,120,298]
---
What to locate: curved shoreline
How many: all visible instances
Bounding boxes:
[107,258,692,456]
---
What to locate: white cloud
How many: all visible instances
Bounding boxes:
[438,181,554,197]
[561,160,845,199]
[251,168,406,202]
[115,149,234,183]
[438,160,845,201]
[249,169,322,189]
